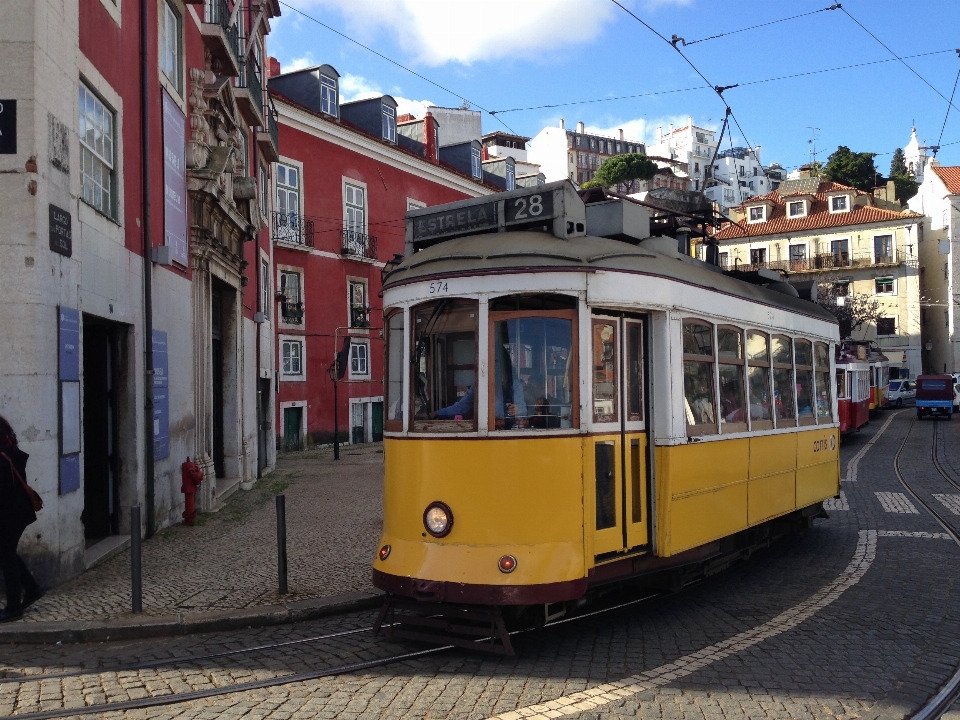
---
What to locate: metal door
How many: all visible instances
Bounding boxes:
[591,315,650,560]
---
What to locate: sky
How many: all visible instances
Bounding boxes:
[267,0,960,173]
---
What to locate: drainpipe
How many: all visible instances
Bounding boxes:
[140,0,156,537]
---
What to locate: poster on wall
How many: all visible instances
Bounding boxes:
[153,330,169,460]
[58,306,81,494]
[162,91,188,266]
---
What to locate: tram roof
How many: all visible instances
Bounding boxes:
[383,230,838,324]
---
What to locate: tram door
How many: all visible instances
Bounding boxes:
[591,315,650,558]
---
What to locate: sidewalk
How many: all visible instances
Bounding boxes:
[1,443,384,640]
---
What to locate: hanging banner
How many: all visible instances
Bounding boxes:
[162,91,188,266]
[153,330,170,460]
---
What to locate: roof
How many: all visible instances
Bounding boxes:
[714,180,922,241]
[933,166,960,194]
[383,231,836,324]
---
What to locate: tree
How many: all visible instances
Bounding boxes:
[822,146,879,192]
[816,281,884,339]
[581,153,658,190]
[889,148,908,178]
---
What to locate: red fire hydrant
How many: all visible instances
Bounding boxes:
[181,457,204,526]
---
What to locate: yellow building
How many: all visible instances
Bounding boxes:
[712,178,925,377]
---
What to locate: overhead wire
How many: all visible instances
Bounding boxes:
[937,63,960,146]
[676,4,840,46]
[275,1,519,134]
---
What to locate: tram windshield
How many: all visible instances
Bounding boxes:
[410,299,478,432]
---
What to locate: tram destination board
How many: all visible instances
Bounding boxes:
[503,190,554,225]
[411,201,498,241]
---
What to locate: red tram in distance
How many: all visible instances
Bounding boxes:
[836,346,870,434]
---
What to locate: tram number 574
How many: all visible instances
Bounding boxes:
[428,281,449,295]
[505,192,554,223]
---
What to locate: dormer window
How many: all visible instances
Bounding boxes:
[320,74,338,116]
[788,200,806,218]
[382,104,396,142]
[506,164,515,191]
[471,147,481,179]
[830,195,849,213]
[748,206,765,223]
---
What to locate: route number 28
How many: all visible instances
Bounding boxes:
[513,194,544,220]
[429,281,449,294]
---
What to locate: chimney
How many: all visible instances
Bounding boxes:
[669,123,674,134]
[576,121,584,134]
[688,116,693,128]
[657,126,662,141]
[560,118,565,129]
[754,145,761,164]
[481,145,490,161]
[268,56,281,78]
[396,113,417,123]
[424,111,439,164]
[618,129,624,141]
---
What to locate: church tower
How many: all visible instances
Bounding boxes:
[904,126,927,183]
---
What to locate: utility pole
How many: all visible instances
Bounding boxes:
[806,127,821,174]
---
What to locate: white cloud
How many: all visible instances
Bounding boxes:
[337,73,436,120]
[285,55,316,72]
[582,115,714,148]
[291,0,617,65]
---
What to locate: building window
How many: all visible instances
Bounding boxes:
[835,280,850,297]
[875,276,894,294]
[876,317,896,336]
[788,200,806,218]
[259,164,267,220]
[344,183,366,234]
[260,260,270,320]
[160,0,182,94]
[281,339,303,376]
[789,244,807,268]
[718,251,729,267]
[748,206,764,222]
[471,147,481,179]
[348,280,369,327]
[874,235,893,264]
[382,104,396,142]
[831,239,850,265]
[506,164,515,190]
[79,83,116,218]
[723,189,735,203]
[279,270,303,324]
[276,163,300,218]
[320,74,338,116]
[831,195,848,212]
[750,247,766,265]
[350,341,369,378]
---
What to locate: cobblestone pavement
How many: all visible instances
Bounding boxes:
[3,411,960,719]
[8,444,383,623]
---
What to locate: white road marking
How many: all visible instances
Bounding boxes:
[875,491,920,514]
[824,492,849,511]
[484,531,878,720]
[877,530,953,539]
[845,411,901,483]
[933,494,960,516]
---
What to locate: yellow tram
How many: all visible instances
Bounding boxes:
[373,182,840,650]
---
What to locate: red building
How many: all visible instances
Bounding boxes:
[267,62,498,448]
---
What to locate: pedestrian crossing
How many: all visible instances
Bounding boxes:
[875,492,919,514]
[933,493,960,515]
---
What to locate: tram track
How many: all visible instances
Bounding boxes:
[0,592,665,720]
[892,416,960,720]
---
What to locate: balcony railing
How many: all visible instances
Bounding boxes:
[202,0,241,76]
[341,229,377,260]
[236,55,264,126]
[272,211,314,247]
[723,251,912,275]
[280,300,304,324]
[257,94,279,163]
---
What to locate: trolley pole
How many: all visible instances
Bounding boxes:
[130,504,142,613]
[276,494,288,595]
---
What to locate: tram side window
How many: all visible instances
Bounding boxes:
[746,331,773,430]
[795,339,815,425]
[772,335,797,427]
[815,343,833,421]
[491,312,577,430]
[683,320,717,435]
[592,320,619,423]
[411,299,478,432]
[385,310,404,431]
[717,326,747,433]
[836,369,847,400]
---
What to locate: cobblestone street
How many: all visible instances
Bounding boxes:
[6,444,383,623]
[3,410,960,719]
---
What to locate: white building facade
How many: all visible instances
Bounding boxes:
[528,120,645,189]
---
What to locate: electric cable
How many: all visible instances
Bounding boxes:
[937,64,960,146]
[275,1,518,134]
[677,4,840,46]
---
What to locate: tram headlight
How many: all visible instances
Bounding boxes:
[423,502,453,538]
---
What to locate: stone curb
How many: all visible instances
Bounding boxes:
[0,590,384,644]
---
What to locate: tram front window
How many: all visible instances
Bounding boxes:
[411,299,478,432]
[491,315,575,430]
[385,310,403,431]
[815,343,833,420]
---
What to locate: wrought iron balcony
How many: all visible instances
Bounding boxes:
[280,299,304,324]
[201,0,241,77]
[272,211,314,247]
[722,251,912,275]
[257,94,279,163]
[341,229,378,260]
[236,56,264,127]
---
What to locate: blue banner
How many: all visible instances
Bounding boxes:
[153,330,169,460]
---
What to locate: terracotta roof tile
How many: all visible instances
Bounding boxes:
[714,180,922,240]
[933,166,960,194]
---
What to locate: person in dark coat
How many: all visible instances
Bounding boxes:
[0,415,43,621]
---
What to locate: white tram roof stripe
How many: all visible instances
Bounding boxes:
[385,231,838,327]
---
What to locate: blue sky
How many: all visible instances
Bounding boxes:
[270,0,960,173]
